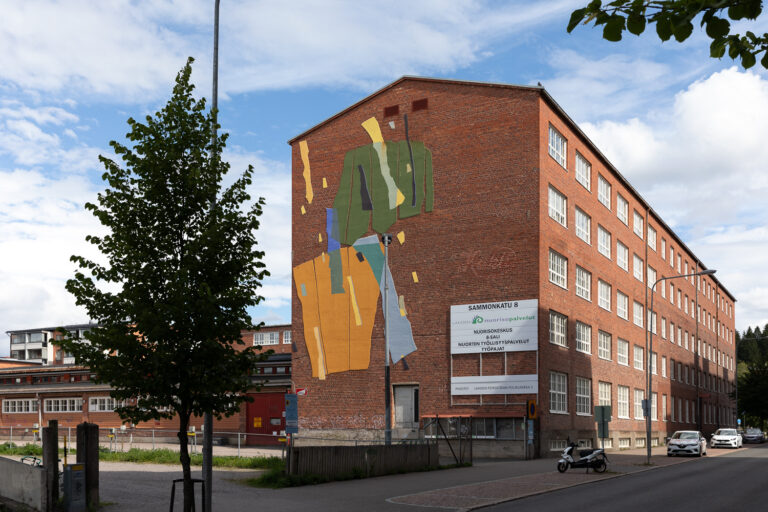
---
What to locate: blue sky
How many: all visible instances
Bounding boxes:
[2,0,768,356]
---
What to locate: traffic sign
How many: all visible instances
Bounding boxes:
[526,399,537,419]
[285,393,298,434]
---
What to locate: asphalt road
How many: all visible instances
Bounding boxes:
[484,443,768,512]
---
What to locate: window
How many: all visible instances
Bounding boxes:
[575,208,591,243]
[549,311,567,347]
[618,386,630,418]
[283,330,292,344]
[651,351,657,374]
[576,377,591,415]
[649,311,657,334]
[254,332,279,346]
[598,331,611,360]
[677,254,682,272]
[598,280,611,310]
[89,396,124,412]
[598,175,611,209]
[617,194,628,224]
[549,250,567,288]
[44,398,82,413]
[3,399,38,413]
[661,238,666,260]
[648,225,657,251]
[662,356,667,377]
[576,322,591,354]
[618,339,629,366]
[549,124,567,168]
[670,246,675,267]
[616,241,628,271]
[617,291,628,320]
[634,345,644,370]
[647,265,656,289]
[634,388,645,419]
[633,211,644,238]
[633,254,644,282]
[661,279,666,298]
[575,152,591,190]
[671,396,676,421]
[633,301,644,328]
[575,266,591,301]
[651,392,658,421]
[550,372,567,413]
[548,186,567,226]
[598,381,612,407]
[598,226,611,258]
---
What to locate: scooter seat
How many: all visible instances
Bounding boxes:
[578,449,596,457]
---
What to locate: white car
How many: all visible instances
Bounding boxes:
[667,430,708,457]
[710,428,743,449]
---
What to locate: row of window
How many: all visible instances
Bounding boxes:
[547,125,734,319]
[548,247,735,349]
[548,372,734,425]
[254,331,291,346]
[2,396,123,414]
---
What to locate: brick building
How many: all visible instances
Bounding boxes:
[289,77,737,456]
[1,325,293,445]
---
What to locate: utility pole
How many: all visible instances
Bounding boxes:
[382,233,392,445]
[202,1,220,510]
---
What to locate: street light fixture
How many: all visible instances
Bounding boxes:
[646,268,716,465]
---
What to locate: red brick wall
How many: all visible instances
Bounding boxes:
[291,80,542,430]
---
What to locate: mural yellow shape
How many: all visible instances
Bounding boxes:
[412,271,419,283]
[361,117,405,208]
[318,233,323,243]
[397,231,405,245]
[293,247,380,377]
[322,177,328,188]
[299,140,314,204]
[301,205,306,215]
[399,295,407,317]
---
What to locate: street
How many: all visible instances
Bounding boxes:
[96,443,768,511]
[484,443,768,512]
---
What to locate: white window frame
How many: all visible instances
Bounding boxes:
[633,301,644,328]
[44,397,83,413]
[598,331,611,360]
[618,386,629,419]
[662,355,667,377]
[598,381,611,408]
[617,291,628,320]
[634,388,644,419]
[598,175,611,209]
[549,250,567,289]
[648,225,657,251]
[550,371,568,414]
[634,345,644,370]
[617,194,628,224]
[633,210,644,238]
[575,266,591,301]
[598,225,611,258]
[89,396,125,413]
[575,152,591,190]
[548,186,567,227]
[576,321,591,354]
[3,399,39,414]
[254,331,280,346]
[617,241,628,271]
[549,311,567,347]
[647,265,656,289]
[283,330,292,344]
[575,208,591,244]
[617,338,629,366]
[598,280,611,311]
[633,254,644,282]
[576,377,592,416]
[549,124,567,168]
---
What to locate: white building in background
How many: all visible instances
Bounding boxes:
[5,323,96,365]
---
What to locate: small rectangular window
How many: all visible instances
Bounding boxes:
[598,331,611,360]
[598,175,611,209]
[576,322,591,354]
[549,250,567,288]
[549,311,567,347]
[548,124,567,168]
[598,226,611,258]
[617,194,628,224]
[575,266,591,301]
[548,186,567,227]
[633,211,644,238]
[598,280,611,311]
[575,208,591,244]
[575,153,591,190]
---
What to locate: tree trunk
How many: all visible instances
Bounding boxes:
[178,413,195,512]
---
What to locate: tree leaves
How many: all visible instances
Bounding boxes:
[568,0,768,70]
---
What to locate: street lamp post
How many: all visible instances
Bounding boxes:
[646,268,716,465]
[382,233,393,445]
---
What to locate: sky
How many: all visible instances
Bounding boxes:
[1,0,768,356]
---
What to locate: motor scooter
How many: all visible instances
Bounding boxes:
[557,439,608,473]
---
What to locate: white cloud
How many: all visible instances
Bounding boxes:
[0,0,575,101]
[579,68,768,331]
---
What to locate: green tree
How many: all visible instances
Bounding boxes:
[568,1,768,69]
[59,58,269,512]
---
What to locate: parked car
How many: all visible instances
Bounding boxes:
[710,428,743,449]
[667,430,708,457]
[742,428,765,444]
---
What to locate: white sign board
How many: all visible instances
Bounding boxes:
[450,375,538,395]
[450,299,538,354]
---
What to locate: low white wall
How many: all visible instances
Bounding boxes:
[0,457,45,511]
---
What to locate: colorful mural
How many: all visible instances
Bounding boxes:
[294,115,434,378]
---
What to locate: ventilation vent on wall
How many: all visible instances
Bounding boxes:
[384,105,399,117]
[412,98,428,111]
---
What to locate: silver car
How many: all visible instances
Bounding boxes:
[667,430,708,457]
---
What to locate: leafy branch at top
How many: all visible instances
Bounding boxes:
[568,0,768,69]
